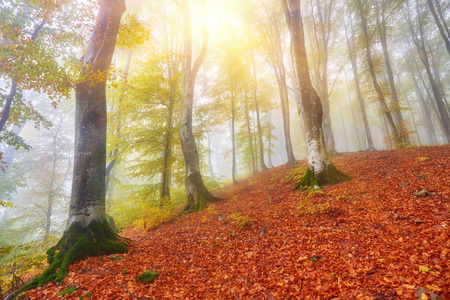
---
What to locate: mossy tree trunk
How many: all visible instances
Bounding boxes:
[280,0,351,190]
[6,2,128,298]
[180,0,221,211]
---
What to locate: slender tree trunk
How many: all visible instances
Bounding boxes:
[313,0,336,154]
[406,0,450,142]
[281,0,350,189]
[252,52,268,171]
[160,100,173,204]
[267,111,274,168]
[180,0,220,211]
[426,0,450,56]
[408,64,438,144]
[376,1,410,145]
[207,133,214,176]
[356,0,401,147]
[231,87,237,184]
[243,94,256,175]
[267,17,296,165]
[344,14,376,150]
[105,48,133,194]
[44,119,63,241]
[0,18,46,133]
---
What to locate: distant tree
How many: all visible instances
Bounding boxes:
[256,0,297,165]
[405,0,450,143]
[280,0,351,189]
[343,5,376,150]
[426,0,450,56]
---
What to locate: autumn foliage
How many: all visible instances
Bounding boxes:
[19,146,449,299]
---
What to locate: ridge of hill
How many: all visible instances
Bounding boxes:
[24,146,449,299]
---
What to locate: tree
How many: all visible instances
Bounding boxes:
[178,0,221,211]
[374,0,410,145]
[280,0,351,189]
[257,0,297,165]
[0,0,91,150]
[405,0,450,143]
[6,1,128,297]
[426,0,450,56]
[343,5,376,150]
[354,0,402,148]
[306,0,338,154]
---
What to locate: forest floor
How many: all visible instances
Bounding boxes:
[23,145,449,299]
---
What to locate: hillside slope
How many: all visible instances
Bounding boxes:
[24,146,449,299]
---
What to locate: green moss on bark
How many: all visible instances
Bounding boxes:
[19,220,128,293]
[294,163,352,191]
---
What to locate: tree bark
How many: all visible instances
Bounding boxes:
[375,1,410,145]
[356,0,401,148]
[243,93,257,175]
[265,8,296,165]
[281,0,350,189]
[251,52,268,171]
[180,0,221,211]
[426,0,450,56]
[406,0,450,142]
[17,1,129,292]
[311,0,337,154]
[343,14,375,151]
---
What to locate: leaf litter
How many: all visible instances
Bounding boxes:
[23,146,449,299]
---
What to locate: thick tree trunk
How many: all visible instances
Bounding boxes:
[11,2,129,295]
[180,0,221,211]
[281,0,350,189]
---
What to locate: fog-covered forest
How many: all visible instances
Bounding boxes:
[1,0,449,298]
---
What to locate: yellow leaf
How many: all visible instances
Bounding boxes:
[421,294,429,300]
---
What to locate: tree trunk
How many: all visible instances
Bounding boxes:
[160,99,173,204]
[356,0,401,148]
[426,0,450,56]
[406,0,450,142]
[267,16,296,165]
[243,94,256,175]
[375,1,410,145]
[312,0,336,154]
[344,13,376,151]
[105,48,133,194]
[180,0,221,211]
[12,2,129,294]
[252,52,268,171]
[231,88,237,184]
[281,0,350,190]
[267,111,274,168]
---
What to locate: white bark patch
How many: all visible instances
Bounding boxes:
[68,203,105,229]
